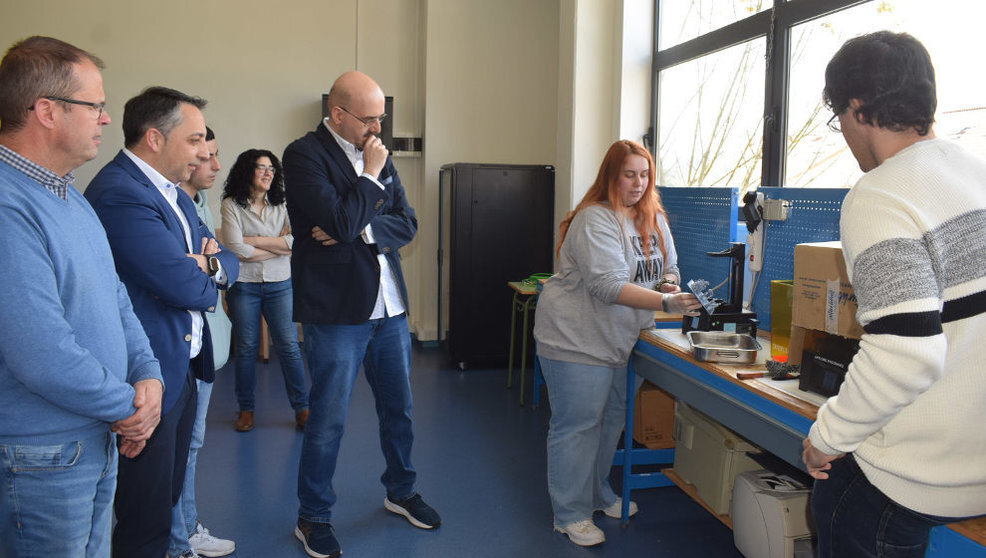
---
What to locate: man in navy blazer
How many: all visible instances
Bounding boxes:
[284,71,438,558]
[85,86,238,558]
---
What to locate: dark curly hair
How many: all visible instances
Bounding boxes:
[222,148,285,207]
[823,31,936,136]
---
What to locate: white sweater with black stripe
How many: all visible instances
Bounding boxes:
[808,138,986,518]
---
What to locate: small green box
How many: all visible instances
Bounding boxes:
[770,280,794,359]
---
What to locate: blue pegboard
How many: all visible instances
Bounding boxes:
[752,188,848,331]
[659,187,737,297]
[659,187,849,333]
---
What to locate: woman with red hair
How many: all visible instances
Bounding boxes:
[534,140,700,546]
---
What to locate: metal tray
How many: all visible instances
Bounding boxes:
[686,331,761,364]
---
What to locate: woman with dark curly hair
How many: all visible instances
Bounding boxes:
[221,149,309,433]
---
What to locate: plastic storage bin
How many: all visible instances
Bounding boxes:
[672,402,762,515]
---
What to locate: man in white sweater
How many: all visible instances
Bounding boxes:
[802,31,986,558]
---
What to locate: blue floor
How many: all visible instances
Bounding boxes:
[194,344,743,557]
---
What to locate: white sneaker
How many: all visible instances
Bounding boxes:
[554,519,605,546]
[188,522,236,557]
[600,497,639,519]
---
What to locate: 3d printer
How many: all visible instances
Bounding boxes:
[681,242,759,337]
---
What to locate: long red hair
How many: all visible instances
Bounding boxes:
[556,140,667,260]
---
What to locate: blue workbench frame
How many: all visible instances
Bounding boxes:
[615,187,984,555]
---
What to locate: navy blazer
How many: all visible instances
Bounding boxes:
[283,124,417,325]
[85,151,239,413]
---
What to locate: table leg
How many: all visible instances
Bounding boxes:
[519,296,533,406]
[507,292,521,389]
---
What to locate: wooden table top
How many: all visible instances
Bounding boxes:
[638,328,818,420]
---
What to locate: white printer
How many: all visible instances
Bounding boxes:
[731,470,815,558]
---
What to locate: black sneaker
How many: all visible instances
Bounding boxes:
[384,493,441,529]
[294,518,341,558]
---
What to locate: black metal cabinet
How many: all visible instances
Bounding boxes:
[438,163,554,369]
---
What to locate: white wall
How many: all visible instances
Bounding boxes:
[417,0,560,340]
[1,0,652,342]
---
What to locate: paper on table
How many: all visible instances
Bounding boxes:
[754,377,828,407]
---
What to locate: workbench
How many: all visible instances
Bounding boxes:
[620,325,986,556]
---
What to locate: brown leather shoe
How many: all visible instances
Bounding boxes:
[235,411,254,432]
[295,409,309,430]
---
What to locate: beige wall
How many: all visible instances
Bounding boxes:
[1,0,651,342]
[420,0,560,340]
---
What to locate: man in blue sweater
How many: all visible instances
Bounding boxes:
[0,36,164,557]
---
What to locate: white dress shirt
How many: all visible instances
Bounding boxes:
[123,148,226,358]
[323,119,405,319]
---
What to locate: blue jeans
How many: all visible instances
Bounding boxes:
[297,315,415,522]
[168,379,213,555]
[812,453,963,558]
[227,279,309,412]
[538,355,627,526]
[0,430,117,558]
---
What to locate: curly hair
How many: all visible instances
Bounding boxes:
[222,148,285,207]
[556,140,667,261]
[823,31,936,136]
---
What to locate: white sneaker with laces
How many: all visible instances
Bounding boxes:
[188,522,236,557]
[553,519,605,546]
[601,497,638,519]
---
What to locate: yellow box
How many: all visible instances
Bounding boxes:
[770,280,794,359]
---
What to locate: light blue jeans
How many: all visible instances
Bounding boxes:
[297,315,416,523]
[0,430,117,557]
[167,379,213,556]
[226,279,309,412]
[538,355,627,526]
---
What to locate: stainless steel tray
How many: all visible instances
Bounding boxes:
[686,331,761,364]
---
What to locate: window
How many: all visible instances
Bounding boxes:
[787,0,986,187]
[659,0,770,50]
[651,0,986,189]
[657,38,765,188]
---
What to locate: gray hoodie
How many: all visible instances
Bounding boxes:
[534,203,679,368]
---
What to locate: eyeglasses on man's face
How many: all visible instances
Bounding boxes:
[339,106,387,127]
[254,164,276,174]
[826,112,842,133]
[28,96,105,119]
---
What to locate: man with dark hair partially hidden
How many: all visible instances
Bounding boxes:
[169,126,236,558]
[803,31,986,558]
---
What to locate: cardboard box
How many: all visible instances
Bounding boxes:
[633,380,675,449]
[792,241,863,339]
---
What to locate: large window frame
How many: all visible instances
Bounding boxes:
[648,0,869,187]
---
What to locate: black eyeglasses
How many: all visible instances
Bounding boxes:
[29,96,105,119]
[339,106,387,126]
[826,112,841,133]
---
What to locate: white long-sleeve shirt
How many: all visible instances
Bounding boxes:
[808,138,986,518]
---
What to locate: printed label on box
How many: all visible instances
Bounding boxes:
[825,279,839,334]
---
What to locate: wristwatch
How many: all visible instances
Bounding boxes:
[207,256,220,277]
